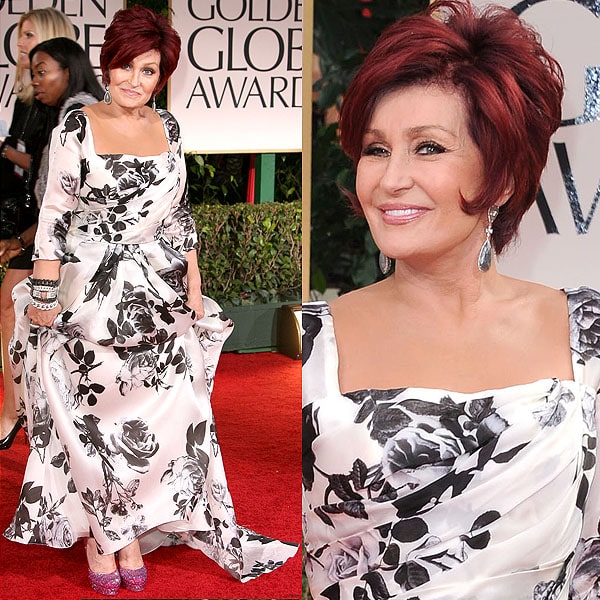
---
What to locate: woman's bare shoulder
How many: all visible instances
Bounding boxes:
[496,277,570,337]
[329,281,386,315]
[501,276,565,308]
[81,102,101,118]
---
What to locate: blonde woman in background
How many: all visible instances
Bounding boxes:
[0,8,76,450]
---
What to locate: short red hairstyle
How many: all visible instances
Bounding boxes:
[339,0,564,253]
[100,5,181,95]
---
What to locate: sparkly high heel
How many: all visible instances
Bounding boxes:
[86,535,120,595]
[0,422,22,450]
[88,569,121,596]
[119,565,147,592]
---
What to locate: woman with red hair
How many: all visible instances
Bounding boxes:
[303,1,599,598]
[4,5,297,595]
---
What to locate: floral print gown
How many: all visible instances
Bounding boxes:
[302,288,600,600]
[5,109,297,581]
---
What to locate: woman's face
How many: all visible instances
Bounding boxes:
[356,84,487,268]
[31,51,69,107]
[107,49,161,109]
[17,19,39,68]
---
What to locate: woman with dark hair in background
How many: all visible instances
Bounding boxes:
[4,5,297,596]
[29,37,104,203]
[302,1,599,598]
[0,8,76,451]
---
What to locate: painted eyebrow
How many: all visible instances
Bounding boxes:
[406,125,457,137]
[364,125,457,137]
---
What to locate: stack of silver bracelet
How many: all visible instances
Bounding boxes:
[30,278,60,311]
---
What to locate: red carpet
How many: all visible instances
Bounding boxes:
[0,352,301,600]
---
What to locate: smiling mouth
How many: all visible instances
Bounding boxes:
[380,206,429,224]
[384,208,422,217]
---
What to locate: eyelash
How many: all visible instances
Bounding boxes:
[361,141,447,157]
[416,141,446,155]
[362,145,388,157]
[122,65,156,75]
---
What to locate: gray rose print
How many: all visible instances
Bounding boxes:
[116,350,157,395]
[568,286,600,363]
[109,419,159,474]
[74,414,155,539]
[571,539,600,600]
[161,422,210,519]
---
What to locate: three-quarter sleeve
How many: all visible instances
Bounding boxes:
[160,111,198,254]
[33,111,87,261]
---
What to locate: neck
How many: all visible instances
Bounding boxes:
[105,102,150,120]
[385,256,506,320]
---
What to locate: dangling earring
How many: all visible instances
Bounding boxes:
[104,85,112,105]
[477,205,499,272]
[378,251,392,276]
[151,96,156,112]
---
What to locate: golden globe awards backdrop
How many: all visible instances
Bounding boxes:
[0,0,124,128]
[473,0,600,289]
[170,0,303,152]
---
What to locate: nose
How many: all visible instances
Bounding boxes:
[379,154,414,194]
[129,69,140,87]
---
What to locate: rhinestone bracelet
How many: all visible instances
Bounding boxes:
[30,297,59,311]
[31,294,58,303]
[30,278,59,288]
[31,287,58,297]
[31,291,58,300]
[30,294,58,304]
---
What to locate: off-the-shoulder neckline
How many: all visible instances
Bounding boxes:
[304,289,590,397]
[75,109,173,159]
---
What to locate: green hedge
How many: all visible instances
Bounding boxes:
[192,200,302,307]
[0,203,302,308]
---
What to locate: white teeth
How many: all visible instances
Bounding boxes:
[384,208,420,216]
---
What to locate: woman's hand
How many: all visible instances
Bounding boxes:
[184,249,204,320]
[27,302,62,327]
[186,289,205,320]
[0,226,35,264]
[0,237,22,265]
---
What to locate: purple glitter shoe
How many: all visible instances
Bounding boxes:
[88,569,121,596]
[119,565,147,592]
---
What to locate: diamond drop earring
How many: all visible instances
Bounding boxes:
[378,251,392,276]
[151,96,156,111]
[477,205,499,272]
[103,85,112,105]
